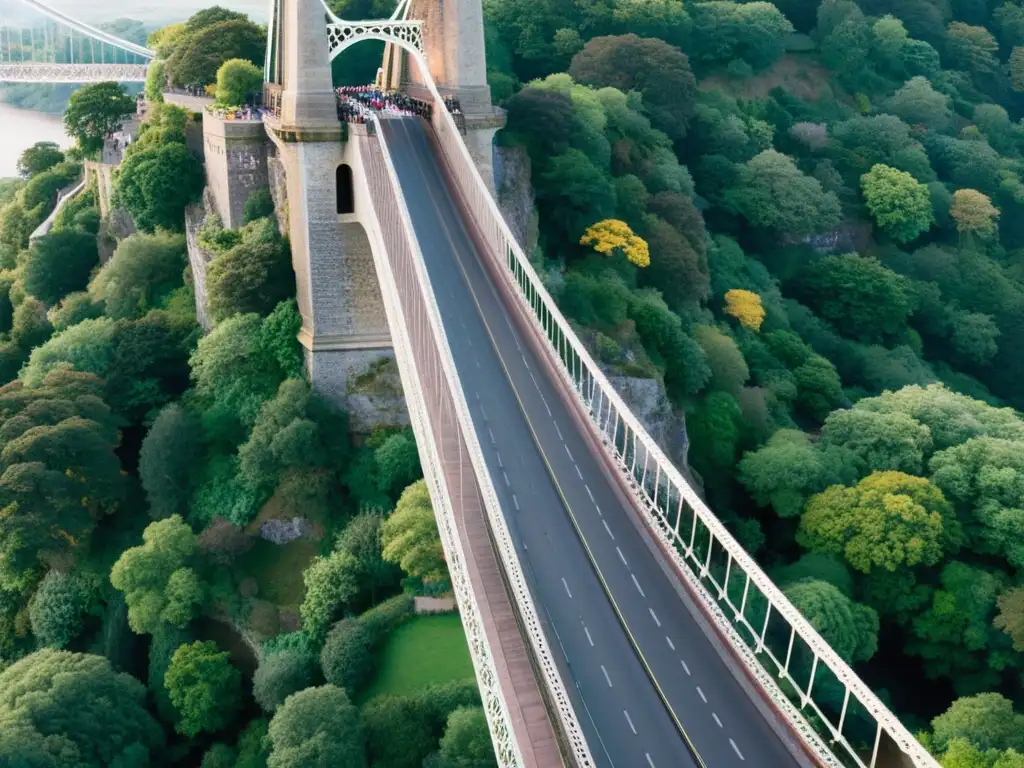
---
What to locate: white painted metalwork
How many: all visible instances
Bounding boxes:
[413,44,942,768]
[357,123,524,768]
[0,62,148,82]
[9,0,155,59]
[325,20,423,59]
[321,0,424,59]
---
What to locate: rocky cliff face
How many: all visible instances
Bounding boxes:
[184,189,218,332]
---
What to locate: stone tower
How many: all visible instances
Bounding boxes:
[266,0,399,429]
[406,0,505,186]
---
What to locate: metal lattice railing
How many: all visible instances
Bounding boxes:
[0,63,148,82]
[411,49,941,768]
[358,124,525,768]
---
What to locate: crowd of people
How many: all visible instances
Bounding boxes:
[205,104,274,121]
[335,86,435,122]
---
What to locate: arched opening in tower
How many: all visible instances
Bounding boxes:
[336,164,355,214]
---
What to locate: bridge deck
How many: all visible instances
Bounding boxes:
[378,116,804,768]
[360,131,563,767]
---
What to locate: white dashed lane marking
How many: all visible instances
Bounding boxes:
[631,573,645,598]
[496,452,503,468]
[512,494,519,511]
[575,464,583,479]
[585,484,594,502]
[730,739,745,761]
[584,625,594,646]
[646,754,656,768]
[697,686,707,704]
[601,665,612,687]
[555,423,563,440]
[649,608,661,627]
[624,710,636,734]
[616,546,627,566]
[562,578,572,598]
[602,520,614,539]
[565,445,574,461]
[712,712,723,728]
[681,660,690,675]
[666,636,675,651]
[502,471,509,487]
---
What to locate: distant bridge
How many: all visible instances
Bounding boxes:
[0,0,153,83]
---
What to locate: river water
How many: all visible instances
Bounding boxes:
[0,103,73,178]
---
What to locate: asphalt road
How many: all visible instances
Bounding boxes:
[379,117,799,768]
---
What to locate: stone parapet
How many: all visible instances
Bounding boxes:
[202,111,271,229]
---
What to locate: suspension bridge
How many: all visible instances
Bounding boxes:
[0,0,942,765]
[0,0,153,83]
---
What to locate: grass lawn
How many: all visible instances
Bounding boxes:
[362,613,474,701]
[237,538,318,608]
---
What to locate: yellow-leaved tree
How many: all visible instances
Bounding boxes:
[949,188,1000,241]
[580,219,650,268]
[723,289,765,331]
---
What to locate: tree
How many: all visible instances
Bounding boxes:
[569,34,696,140]
[580,219,650,267]
[17,141,64,178]
[738,429,857,518]
[300,550,360,640]
[237,379,349,498]
[950,189,1000,240]
[793,355,844,422]
[89,231,187,319]
[929,437,1024,567]
[860,164,933,243]
[796,254,914,344]
[784,580,879,662]
[723,289,765,331]
[798,471,953,573]
[48,291,101,331]
[0,650,163,764]
[145,59,166,103]
[336,511,400,604]
[946,22,999,74]
[110,515,207,635]
[503,88,578,160]
[189,305,303,441]
[245,187,276,223]
[536,148,618,247]
[267,685,365,768]
[320,617,374,694]
[932,693,1024,753]
[819,408,932,475]
[115,140,205,232]
[693,325,749,394]
[29,570,92,648]
[723,150,842,236]
[165,640,243,737]
[639,216,709,310]
[994,588,1024,651]
[254,650,316,714]
[374,429,423,502]
[216,58,264,106]
[885,76,951,131]
[1010,47,1024,91]
[207,218,296,321]
[166,19,266,89]
[689,1,794,70]
[140,404,202,519]
[426,707,497,768]
[381,480,447,584]
[23,230,99,305]
[63,82,136,154]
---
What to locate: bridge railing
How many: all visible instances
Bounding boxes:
[358,122,525,768]
[419,72,940,768]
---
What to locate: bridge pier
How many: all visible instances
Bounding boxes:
[264,0,406,430]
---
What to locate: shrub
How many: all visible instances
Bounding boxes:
[320,617,374,695]
[253,650,316,714]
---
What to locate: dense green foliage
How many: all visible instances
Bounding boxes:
[486,0,1024,755]
[63,82,136,154]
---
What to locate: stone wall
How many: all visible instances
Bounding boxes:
[308,349,408,432]
[267,151,290,236]
[203,113,270,229]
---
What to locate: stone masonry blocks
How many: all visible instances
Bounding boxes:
[203,113,270,229]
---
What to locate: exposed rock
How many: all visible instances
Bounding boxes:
[267,151,290,237]
[608,373,693,480]
[494,144,538,254]
[184,188,220,332]
[259,517,317,545]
